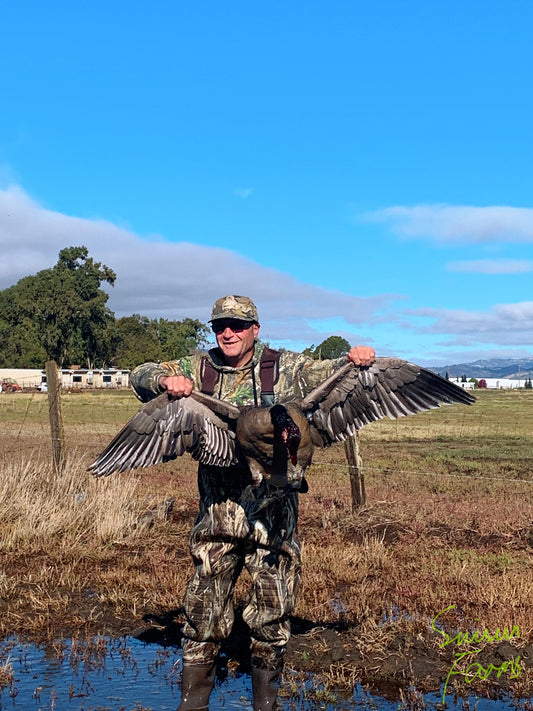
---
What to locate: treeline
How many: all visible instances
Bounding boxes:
[303,335,351,361]
[0,245,353,371]
[0,246,208,370]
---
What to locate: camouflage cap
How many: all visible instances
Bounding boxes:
[210,295,259,323]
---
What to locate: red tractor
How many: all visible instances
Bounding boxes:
[1,379,22,393]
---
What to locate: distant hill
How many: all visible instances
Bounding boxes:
[431,357,533,380]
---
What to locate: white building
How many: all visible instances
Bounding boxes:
[449,378,476,390]
[479,378,525,390]
[0,368,130,390]
[450,377,525,390]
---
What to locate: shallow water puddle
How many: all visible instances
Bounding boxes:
[0,636,526,711]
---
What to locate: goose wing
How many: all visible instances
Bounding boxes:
[301,357,475,447]
[89,392,239,477]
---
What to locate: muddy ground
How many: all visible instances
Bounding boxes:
[136,606,533,702]
[2,575,530,704]
[2,389,532,704]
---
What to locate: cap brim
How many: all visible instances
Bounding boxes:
[209,314,258,324]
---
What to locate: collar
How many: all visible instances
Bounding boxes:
[207,346,258,372]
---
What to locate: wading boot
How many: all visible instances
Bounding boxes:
[177,662,216,711]
[252,667,280,711]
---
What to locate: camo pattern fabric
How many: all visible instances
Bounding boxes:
[210,294,259,323]
[130,343,345,406]
[181,495,301,670]
[130,345,346,666]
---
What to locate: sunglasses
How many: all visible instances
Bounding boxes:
[212,320,254,334]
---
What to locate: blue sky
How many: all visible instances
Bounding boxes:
[1,1,533,365]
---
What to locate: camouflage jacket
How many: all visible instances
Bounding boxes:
[130,343,347,405]
[130,344,347,523]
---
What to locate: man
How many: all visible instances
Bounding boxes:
[131,295,375,711]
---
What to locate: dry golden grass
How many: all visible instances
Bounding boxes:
[0,453,141,549]
[0,387,532,699]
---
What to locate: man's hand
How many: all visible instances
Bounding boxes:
[158,374,194,397]
[347,345,376,367]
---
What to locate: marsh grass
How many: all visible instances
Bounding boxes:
[0,453,141,549]
[0,388,532,698]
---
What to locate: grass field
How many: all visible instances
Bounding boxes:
[0,388,532,701]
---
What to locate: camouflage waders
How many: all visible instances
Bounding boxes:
[130,344,344,670]
[181,464,301,669]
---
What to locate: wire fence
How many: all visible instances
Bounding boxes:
[1,386,533,492]
[313,462,533,484]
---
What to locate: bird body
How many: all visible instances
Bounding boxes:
[89,358,475,483]
[235,402,313,489]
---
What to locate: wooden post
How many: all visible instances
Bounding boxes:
[45,360,65,474]
[344,432,366,510]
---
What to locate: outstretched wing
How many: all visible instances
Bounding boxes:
[301,357,475,447]
[89,393,238,477]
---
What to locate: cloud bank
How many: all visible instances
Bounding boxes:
[363,204,533,244]
[0,186,390,349]
[408,302,533,347]
[446,259,533,274]
[3,186,533,360]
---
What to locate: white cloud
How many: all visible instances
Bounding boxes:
[408,302,533,346]
[446,259,533,274]
[234,187,253,199]
[0,185,391,348]
[4,185,533,359]
[362,204,533,244]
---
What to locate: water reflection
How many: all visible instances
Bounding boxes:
[0,636,526,711]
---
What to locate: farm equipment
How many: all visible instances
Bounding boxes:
[1,379,22,393]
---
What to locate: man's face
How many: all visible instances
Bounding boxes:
[212,319,260,367]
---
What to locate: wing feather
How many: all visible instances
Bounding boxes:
[89,393,237,477]
[302,357,475,446]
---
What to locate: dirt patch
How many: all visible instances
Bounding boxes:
[132,610,532,701]
[288,624,532,701]
[3,584,529,703]
[2,394,533,705]
[1,492,531,703]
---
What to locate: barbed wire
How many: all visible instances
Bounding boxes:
[313,461,533,484]
[2,391,533,487]
[1,438,532,487]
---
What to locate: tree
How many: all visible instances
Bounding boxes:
[48,246,116,366]
[0,310,47,367]
[114,315,209,370]
[0,246,116,367]
[157,317,209,361]
[114,315,162,370]
[0,247,209,370]
[304,335,351,360]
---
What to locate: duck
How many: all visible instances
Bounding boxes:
[89,357,475,488]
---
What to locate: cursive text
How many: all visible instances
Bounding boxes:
[431,605,521,703]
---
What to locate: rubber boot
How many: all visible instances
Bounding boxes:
[177,662,216,711]
[252,667,280,711]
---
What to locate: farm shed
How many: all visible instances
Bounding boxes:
[481,378,526,389]
[450,379,476,390]
[0,368,130,390]
[58,368,130,389]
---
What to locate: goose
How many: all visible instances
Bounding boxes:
[89,358,475,488]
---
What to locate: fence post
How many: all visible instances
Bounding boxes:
[344,432,366,510]
[45,360,65,474]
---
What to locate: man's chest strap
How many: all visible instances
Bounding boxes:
[200,348,281,406]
